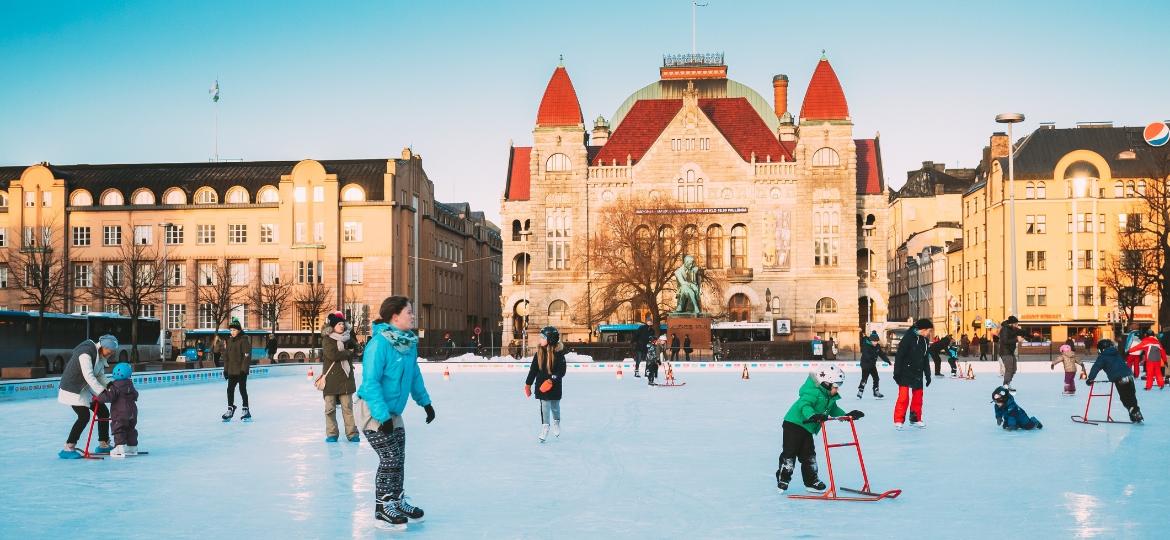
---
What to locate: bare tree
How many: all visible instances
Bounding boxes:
[343,285,370,340]
[1103,214,1162,330]
[248,271,294,333]
[1,223,69,367]
[1129,140,1170,324]
[575,195,726,330]
[89,239,168,362]
[189,260,244,363]
[294,280,334,331]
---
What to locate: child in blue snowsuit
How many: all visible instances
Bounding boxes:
[992,386,1042,430]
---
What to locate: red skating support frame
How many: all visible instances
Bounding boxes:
[1071,381,1133,425]
[788,417,901,502]
[82,399,111,460]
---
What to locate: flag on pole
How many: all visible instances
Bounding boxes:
[209,80,220,103]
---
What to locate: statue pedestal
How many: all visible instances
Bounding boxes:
[666,315,712,355]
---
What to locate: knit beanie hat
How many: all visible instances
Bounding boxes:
[326,311,347,327]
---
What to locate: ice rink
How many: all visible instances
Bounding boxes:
[1,367,1166,539]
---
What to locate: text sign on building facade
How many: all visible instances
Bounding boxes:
[634,207,749,215]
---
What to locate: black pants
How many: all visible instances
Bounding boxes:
[930,352,943,375]
[227,374,249,407]
[634,349,645,372]
[858,363,880,392]
[68,403,109,445]
[646,361,660,383]
[365,417,406,503]
[1116,377,1138,410]
[947,356,958,374]
[979,350,988,362]
[777,421,819,487]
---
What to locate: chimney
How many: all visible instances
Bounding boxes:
[933,162,945,172]
[989,132,1009,159]
[591,115,611,147]
[922,161,934,170]
[772,74,789,118]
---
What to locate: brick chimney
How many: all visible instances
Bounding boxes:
[989,132,1009,159]
[772,74,789,117]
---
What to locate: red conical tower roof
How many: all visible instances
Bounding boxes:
[799,55,850,121]
[536,66,583,127]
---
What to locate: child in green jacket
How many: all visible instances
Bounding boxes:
[776,365,864,494]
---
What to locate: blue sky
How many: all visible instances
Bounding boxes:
[2,0,1167,224]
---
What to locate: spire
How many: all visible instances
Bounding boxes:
[799,55,850,121]
[535,65,583,127]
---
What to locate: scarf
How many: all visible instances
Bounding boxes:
[329,328,353,377]
[381,324,419,354]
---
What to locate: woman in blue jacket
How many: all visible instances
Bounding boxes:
[357,296,436,531]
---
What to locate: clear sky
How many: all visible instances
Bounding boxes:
[2,0,1167,225]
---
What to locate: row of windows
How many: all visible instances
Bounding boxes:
[58,259,365,288]
[670,138,711,152]
[53,184,368,207]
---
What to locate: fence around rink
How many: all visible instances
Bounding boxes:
[0,364,308,402]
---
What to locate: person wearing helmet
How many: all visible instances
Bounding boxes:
[776,365,864,494]
[1051,344,1085,395]
[1086,339,1143,422]
[991,386,1042,431]
[893,318,933,429]
[56,334,120,458]
[98,362,140,457]
[524,326,567,442]
[857,331,891,399]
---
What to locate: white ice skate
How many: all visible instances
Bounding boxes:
[551,420,560,438]
[912,420,926,428]
[110,445,139,458]
[538,424,550,442]
[894,423,905,430]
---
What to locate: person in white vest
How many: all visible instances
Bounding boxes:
[57,335,119,459]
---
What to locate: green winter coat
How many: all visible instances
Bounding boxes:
[782,376,847,435]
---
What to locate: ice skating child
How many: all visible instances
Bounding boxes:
[857,331,891,399]
[220,319,252,421]
[893,319,933,429]
[776,365,864,494]
[1126,330,1167,390]
[991,386,1042,430]
[1086,339,1143,423]
[98,362,140,457]
[928,335,953,377]
[57,334,119,458]
[524,326,567,442]
[644,335,666,385]
[945,340,960,376]
[1050,344,1085,395]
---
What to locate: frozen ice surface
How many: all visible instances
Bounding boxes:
[1,370,1165,539]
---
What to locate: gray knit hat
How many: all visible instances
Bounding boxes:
[97,334,119,354]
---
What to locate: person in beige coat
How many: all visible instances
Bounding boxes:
[1051,344,1086,395]
[321,311,359,442]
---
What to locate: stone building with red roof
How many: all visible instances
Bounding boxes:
[501,54,888,347]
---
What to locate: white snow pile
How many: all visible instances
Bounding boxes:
[421,352,598,363]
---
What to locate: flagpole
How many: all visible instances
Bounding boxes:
[214,102,219,163]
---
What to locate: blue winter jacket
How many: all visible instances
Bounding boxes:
[1087,346,1134,383]
[357,322,431,423]
[993,394,1039,429]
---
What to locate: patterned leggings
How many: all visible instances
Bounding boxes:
[364,417,406,502]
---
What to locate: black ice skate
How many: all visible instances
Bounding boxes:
[241,407,252,421]
[394,494,425,522]
[856,389,864,399]
[375,498,408,530]
[873,389,885,399]
[221,405,236,422]
[805,480,827,493]
[1129,406,1144,423]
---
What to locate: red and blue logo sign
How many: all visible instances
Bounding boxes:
[1145,122,1170,147]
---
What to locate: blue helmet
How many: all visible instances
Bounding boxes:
[112,362,133,381]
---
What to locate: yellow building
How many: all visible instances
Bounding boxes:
[0,150,502,361]
[950,124,1160,343]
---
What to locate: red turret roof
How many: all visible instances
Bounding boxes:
[855,138,884,195]
[504,146,531,201]
[535,66,583,127]
[799,58,850,121]
[592,97,793,166]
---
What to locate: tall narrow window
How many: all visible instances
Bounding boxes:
[814,205,841,266]
[730,224,748,269]
[705,225,723,269]
[545,207,571,270]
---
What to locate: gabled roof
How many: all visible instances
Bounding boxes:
[592,97,792,166]
[536,66,583,127]
[504,146,531,201]
[1002,126,1162,180]
[891,165,976,200]
[855,138,884,195]
[0,165,25,190]
[799,57,850,121]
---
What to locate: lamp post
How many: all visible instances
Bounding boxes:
[159,222,173,361]
[996,113,1025,317]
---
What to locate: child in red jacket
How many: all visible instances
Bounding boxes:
[1127,330,1167,390]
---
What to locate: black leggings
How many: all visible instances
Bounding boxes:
[1116,377,1138,410]
[227,374,249,407]
[68,403,109,445]
[858,364,880,391]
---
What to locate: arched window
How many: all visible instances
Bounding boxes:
[677,169,704,203]
[1114,181,1124,198]
[340,184,365,202]
[728,293,751,322]
[512,253,531,285]
[163,188,187,205]
[1025,182,1035,199]
[811,147,840,167]
[512,220,522,242]
[1036,181,1046,199]
[658,225,676,250]
[195,187,218,204]
[131,189,155,205]
[257,185,279,203]
[816,297,838,314]
[70,190,93,207]
[1126,181,1136,198]
[1137,180,1146,197]
[548,300,569,318]
[225,186,249,204]
[545,153,571,172]
[705,224,723,269]
[681,224,699,255]
[100,189,124,206]
[770,296,781,314]
[635,225,653,251]
[730,224,747,269]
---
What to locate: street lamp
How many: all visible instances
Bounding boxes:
[996,112,1025,317]
[159,222,174,361]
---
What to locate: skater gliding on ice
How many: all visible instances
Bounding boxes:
[1087,339,1143,423]
[645,335,666,385]
[356,296,436,530]
[56,334,119,458]
[221,319,252,422]
[998,316,1024,391]
[1051,344,1085,395]
[991,386,1042,431]
[857,331,891,399]
[524,326,567,442]
[1126,330,1167,390]
[893,318,932,429]
[776,365,864,494]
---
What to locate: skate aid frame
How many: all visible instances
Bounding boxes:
[1071,381,1133,425]
[82,399,111,459]
[788,417,901,502]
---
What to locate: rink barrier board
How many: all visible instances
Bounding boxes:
[0,364,307,402]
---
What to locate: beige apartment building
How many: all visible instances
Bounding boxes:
[0,150,502,353]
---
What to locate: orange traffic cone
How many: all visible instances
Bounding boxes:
[741,364,750,380]
[616,366,624,380]
[967,364,975,380]
[443,366,451,381]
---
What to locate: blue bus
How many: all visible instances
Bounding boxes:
[0,310,161,373]
[597,323,667,344]
[181,329,270,363]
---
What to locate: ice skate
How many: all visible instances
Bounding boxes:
[551,420,560,438]
[1129,407,1144,423]
[894,422,905,430]
[873,389,884,400]
[240,407,252,421]
[912,420,926,428]
[776,471,789,494]
[375,497,408,530]
[390,493,425,522]
[805,480,827,493]
[856,389,863,399]
[221,405,236,421]
[538,423,550,442]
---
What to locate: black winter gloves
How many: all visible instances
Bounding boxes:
[845,410,865,420]
[1085,379,1094,386]
[424,404,436,424]
[804,413,829,425]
